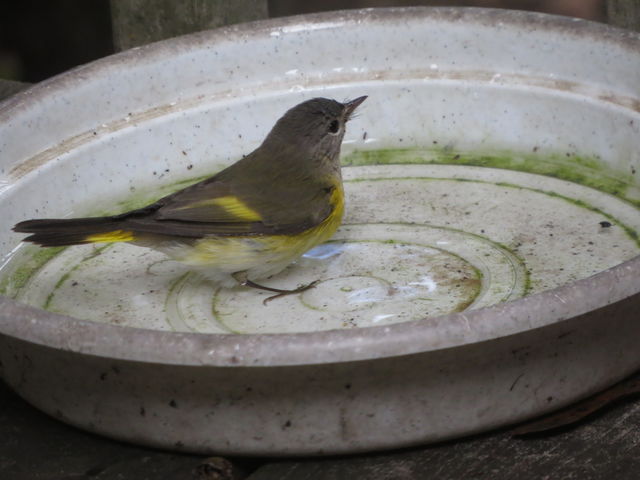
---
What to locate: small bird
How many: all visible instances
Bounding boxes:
[13,96,367,303]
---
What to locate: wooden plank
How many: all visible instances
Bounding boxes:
[110,0,268,51]
[0,380,209,480]
[606,0,640,31]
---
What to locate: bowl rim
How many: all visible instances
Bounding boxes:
[1,6,639,367]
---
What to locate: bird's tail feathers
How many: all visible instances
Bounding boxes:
[13,217,135,247]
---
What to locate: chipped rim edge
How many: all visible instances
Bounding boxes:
[0,7,639,367]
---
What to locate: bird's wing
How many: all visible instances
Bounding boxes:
[125,163,336,237]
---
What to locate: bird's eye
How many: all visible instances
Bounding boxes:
[328,120,340,134]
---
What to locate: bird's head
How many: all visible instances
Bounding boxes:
[263,96,367,161]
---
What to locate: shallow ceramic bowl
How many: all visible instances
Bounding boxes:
[1,8,639,455]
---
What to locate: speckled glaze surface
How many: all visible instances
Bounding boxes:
[0,8,639,455]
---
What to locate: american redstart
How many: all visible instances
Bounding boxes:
[13,96,367,303]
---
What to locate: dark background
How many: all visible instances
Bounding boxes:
[0,0,604,83]
[4,2,640,479]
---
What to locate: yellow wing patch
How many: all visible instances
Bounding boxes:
[85,230,136,243]
[177,195,262,222]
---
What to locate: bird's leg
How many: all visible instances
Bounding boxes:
[232,271,318,305]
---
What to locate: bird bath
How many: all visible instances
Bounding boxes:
[0,8,639,455]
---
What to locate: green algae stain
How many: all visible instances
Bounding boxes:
[0,246,65,297]
[42,244,112,310]
[542,190,640,247]
[343,146,640,249]
[342,148,638,208]
[349,174,640,249]
[43,271,72,311]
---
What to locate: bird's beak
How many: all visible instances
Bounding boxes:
[343,96,367,120]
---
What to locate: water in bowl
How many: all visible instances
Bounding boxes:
[2,148,639,333]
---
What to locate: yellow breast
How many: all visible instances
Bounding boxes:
[263,180,345,258]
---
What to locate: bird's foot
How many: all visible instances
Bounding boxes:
[232,272,318,305]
